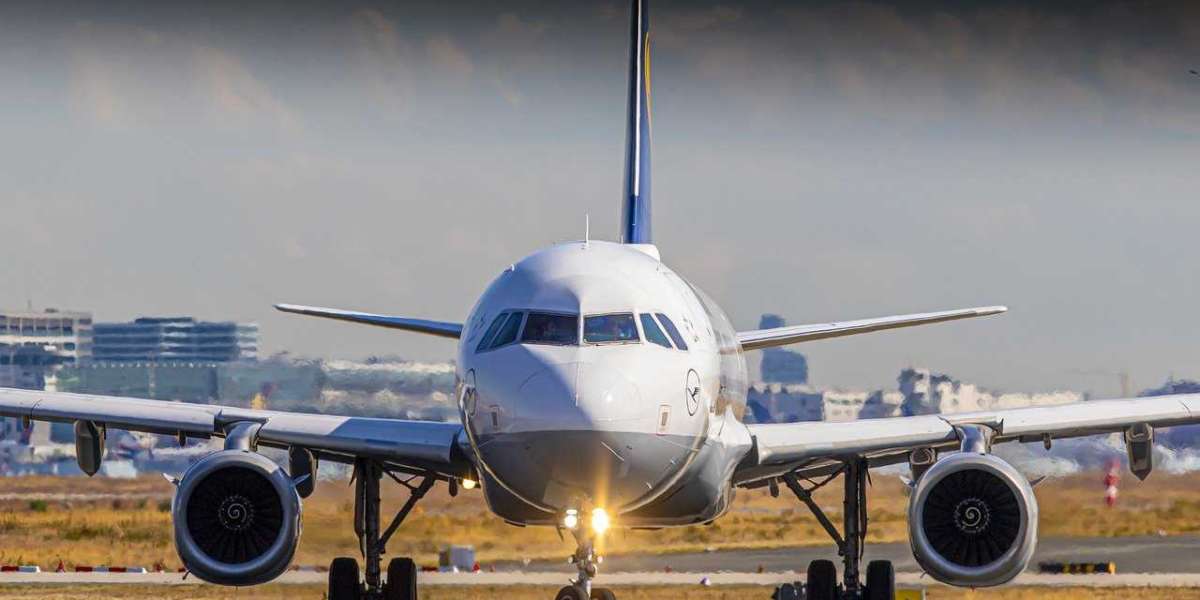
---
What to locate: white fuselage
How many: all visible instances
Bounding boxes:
[456,241,750,527]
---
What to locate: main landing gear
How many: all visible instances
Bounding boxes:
[329,458,436,600]
[773,458,894,600]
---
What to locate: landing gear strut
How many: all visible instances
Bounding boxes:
[555,521,616,600]
[329,458,436,600]
[779,458,894,600]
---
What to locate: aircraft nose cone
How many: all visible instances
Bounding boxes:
[516,362,644,429]
[471,361,678,510]
[515,362,578,430]
[577,362,644,423]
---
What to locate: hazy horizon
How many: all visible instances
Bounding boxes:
[1,1,1197,398]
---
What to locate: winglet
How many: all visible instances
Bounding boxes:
[274,304,462,339]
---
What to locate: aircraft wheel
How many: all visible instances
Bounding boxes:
[804,559,837,600]
[865,560,895,600]
[772,582,801,600]
[590,587,617,600]
[328,557,361,600]
[554,585,588,600]
[384,557,418,600]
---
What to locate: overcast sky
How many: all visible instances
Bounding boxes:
[0,1,1197,397]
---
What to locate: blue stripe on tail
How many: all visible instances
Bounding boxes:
[621,0,652,244]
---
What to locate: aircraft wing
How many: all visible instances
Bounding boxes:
[736,306,1007,351]
[0,387,470,476]
[275,303,462,339]
[736,394,1200,485]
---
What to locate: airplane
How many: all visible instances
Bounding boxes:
[1,1,1196,600]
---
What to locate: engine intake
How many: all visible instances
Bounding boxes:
[173,450,301,585]
[908,452,1037,587]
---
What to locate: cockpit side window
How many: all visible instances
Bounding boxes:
[475,313,509,353]
[655,313,688,351]
[640,313,672,348]
[584,313,639,344]
[522,312,579,345]
[486,311,525,350]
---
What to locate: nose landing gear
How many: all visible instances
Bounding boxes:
[556,517,617,600]
[556,585,616,600]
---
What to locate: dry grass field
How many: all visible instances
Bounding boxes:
[0,585,1196,600]
[0,470,1198,570]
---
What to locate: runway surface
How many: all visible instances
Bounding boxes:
[496,534,1200,575]
[1,536,1199,586]
[2,571,1200,588]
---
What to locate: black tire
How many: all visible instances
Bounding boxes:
[773,582,800,600]
[328,557,361,600]
[590,587,617,600]
[805,559,837,600]
[554,585,587,600]
[384,557,418,600]
[865,560,895,600]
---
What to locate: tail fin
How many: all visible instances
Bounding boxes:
[621,0,653,244]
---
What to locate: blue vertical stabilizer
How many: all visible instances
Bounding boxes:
[621,0,653,244]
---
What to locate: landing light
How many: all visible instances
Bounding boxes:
[591,508,610,534]
[563,509,580,530]
[461,478,477,490]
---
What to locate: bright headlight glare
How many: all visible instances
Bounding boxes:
[461,478,477,490]
[563,509,579,530]
[591,508,610,534]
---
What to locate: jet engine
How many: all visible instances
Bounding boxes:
[908,452,1037,587]
[173,450,302,585]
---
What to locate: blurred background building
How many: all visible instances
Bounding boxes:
[92,316,258,363]
[757,314,809,385]
[0,308,93,366]
[745,313,1083,425]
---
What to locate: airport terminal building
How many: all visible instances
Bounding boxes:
[92,316,258,363]
[0,308,94,365]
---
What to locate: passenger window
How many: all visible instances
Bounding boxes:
[640,314,672,348]
[655,313,688,350]
[488,312,525,349]
[522,313,579,345]
[475,314,509,353]
[584,313,639,344]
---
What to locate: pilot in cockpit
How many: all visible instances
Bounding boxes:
[585,314,637,344]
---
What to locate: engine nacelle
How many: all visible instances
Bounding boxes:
[173,450,302,585]
[908,452,1037,587]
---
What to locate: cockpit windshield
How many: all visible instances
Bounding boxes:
[490,312,524,348]
[478,310,652,349]
[475,314,509,352]
[640,313,672,348]
[584,313,639,344]
[521,312,579,345]
[655,313,688,350]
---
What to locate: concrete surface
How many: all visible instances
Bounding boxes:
[1,535,1198,587]
[497,535,1200,575]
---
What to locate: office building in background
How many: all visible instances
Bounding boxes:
[92,317,258,363]
[758,314,809,384]
[0,308,93,365]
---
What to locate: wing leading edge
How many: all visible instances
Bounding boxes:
[275,304,462,339]
[0,387,470,475]
[738,393,1200,485]
[736,306,1007,351]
